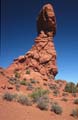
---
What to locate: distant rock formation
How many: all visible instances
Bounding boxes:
[7,3,58,80]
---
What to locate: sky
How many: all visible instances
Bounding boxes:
[1,0,78,83]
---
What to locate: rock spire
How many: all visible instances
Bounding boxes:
[7,3,58,80]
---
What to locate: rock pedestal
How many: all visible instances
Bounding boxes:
[25,31,57,78]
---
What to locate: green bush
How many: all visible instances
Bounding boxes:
[26,69,30,74]
[15,72,20,78]
[3,92,15,101]
[30,88,49,102]
[17,94,32,106]
[51,103,63,114]
[9,77,20,90]
[71,109,78,118]
[74,98,78,104]
[20,79,27,85]
[37,95,49,110]
[64,82,78,93]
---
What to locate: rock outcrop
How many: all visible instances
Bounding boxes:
[7,3,58,80]
[37,4,56,37]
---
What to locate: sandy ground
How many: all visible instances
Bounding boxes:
[0,98,77,120]
[0,72,78,120]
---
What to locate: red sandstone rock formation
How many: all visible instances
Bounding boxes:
[37,4,56,37]
[6,4,58,81]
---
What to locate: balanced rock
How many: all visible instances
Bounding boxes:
[37,4,56,37]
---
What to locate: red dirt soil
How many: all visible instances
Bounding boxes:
[0,97,78,120]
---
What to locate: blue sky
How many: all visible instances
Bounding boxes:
[1,0,78,83]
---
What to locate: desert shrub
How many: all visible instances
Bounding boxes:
[27,86,34,90]
[26,83,34,90]
[9,77,17,85]
[53,89,59,96]
[15,80,20,91]
[17,94,32,106]
[48,75,54,79]
[48,84,57,90]
[74,98,78,104]
[30,88,49,102]
[51,103,63,114]
[20,79,27,85]
[15,83,20,91]
[71,109,78,118]
[15,72,20,78]
[3,92,15,101]
[26,69,30,74]
[9,77,20,91]
[64,82,78,93]
[30,78,36,84]
[37,95,49,110]
[61,98,68,102]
